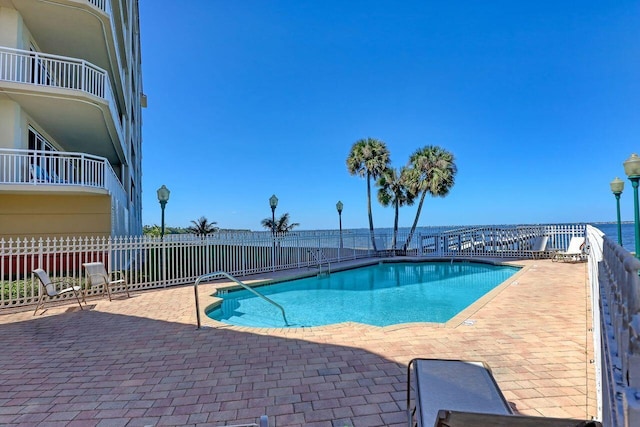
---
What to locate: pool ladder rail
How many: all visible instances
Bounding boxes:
[307,249,331,276]
[194,271,289,329]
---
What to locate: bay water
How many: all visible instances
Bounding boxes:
[593,222,635,253]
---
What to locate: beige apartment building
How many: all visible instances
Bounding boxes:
[0,0,144,238]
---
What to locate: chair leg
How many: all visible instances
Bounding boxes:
[73,290,84,310]
[105,283,112,301]
[33,293,45,316]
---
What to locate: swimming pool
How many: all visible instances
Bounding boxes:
[206,261,520,328]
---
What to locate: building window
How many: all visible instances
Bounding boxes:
[28,127,56,152]
[28,127,67,182]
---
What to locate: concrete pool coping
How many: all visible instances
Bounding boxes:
[0,256,595,426]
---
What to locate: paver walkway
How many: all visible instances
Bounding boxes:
[0,259,595,426]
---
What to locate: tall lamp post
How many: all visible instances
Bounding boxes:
[623,153,640,258]
[269,194,278,234]
[269,194,278,271]
[157,185,170,239]
[336,201,343,249]
[610,177,624,246]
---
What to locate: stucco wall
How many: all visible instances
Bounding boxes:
[0,100,24,149]
[0,193,111,239]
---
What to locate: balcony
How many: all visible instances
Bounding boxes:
[0,47,125,164]
[0,0,126,106]
[0,148,126,209]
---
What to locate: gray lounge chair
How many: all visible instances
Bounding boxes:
[434,410,602,426]
[407,358,601,427]
[217,416,268,427]
[407,358,512,427]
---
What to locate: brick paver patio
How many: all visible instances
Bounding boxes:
[0,259,596,426]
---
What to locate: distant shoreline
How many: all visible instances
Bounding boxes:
[590,221,634,225]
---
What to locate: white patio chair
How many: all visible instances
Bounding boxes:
[552,237,586,263]
[33,268,84,315]
[526,235,549,259]
[83,262,130,301]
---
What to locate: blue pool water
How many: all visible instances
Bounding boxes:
[206,262,520,328]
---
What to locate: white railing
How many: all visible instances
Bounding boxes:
[0,47,123,143]
[0,233,375,308]
[0,148,119,189]
[420,223,586,258]
[1,46,107,97]
[587,225,640,426]
[88,0,107,12]
[0,223,587,309]
[0,148,127,235]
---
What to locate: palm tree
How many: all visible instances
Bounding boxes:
[403,145,457,250]
[187,216,219,236]
[261,213,299,234]
[143,224,162,237]
[377,166,414,250]
[346,137,391,250]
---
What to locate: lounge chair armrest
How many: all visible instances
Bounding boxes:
[50,277,79,287]
[110,270,127,282]
[46,277,82,294]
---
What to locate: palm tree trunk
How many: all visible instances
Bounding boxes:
[367,172,377,251]
[404,190,427,251]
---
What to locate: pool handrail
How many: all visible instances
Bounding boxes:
[194,271,289,329]
[306,248,331,275]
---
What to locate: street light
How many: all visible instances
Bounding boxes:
[336,201,343,249]
[269,194,278,271]
[623,153,640,258]
[269,194,278,235]
[157,185,170,239]
[610,177,624,246]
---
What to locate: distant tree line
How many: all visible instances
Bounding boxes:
[143,216,249,237]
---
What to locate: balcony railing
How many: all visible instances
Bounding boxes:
[0,148,127,225]
[1,46,108,97]
[88,0,107,12]
[83,0,126,99]
[0,47,123,143]
[0,147,121,188]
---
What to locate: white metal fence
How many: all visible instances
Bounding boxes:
[0,224,586,309]
[419,223,585,257]
[587,225,640,426]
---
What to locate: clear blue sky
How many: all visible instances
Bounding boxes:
[139,0,640,231]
